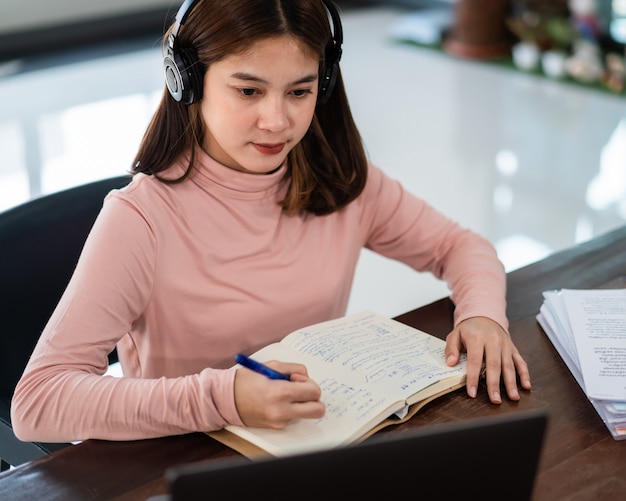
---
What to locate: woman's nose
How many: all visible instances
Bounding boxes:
[257,96,289,132]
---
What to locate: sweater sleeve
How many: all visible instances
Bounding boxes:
[361,165,508,332]
[11,192,243,443]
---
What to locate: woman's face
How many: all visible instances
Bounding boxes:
[200,36,319,174]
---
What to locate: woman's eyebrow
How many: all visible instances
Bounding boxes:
[230,72,318,86]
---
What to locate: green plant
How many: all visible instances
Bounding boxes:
[543,16,577,51]
[507,13,541,44]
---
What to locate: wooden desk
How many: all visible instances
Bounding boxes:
[1,225,625,500]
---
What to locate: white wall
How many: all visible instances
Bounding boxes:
[0,0,177,34]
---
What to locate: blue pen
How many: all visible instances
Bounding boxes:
[235,353,290,380]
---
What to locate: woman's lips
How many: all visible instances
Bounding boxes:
[253,142,285,155]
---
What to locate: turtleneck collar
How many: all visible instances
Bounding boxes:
[172,148,289,199]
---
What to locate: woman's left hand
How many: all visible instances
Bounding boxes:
[444,316,531,404]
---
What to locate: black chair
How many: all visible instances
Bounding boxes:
[0,175,131,471]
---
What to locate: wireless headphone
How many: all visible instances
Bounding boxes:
[163,0,343,106]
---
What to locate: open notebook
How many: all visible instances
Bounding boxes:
[161,410,548,501]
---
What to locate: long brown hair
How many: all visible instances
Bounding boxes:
[132,0,368,216]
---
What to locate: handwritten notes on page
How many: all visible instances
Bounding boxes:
[222,311,467,456]
[537,288,626,440]
[280,310,466,403]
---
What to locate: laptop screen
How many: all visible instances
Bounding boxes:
[163,410,547,501]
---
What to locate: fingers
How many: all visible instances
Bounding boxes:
[513,350,532,391]
[444,329,461,367]
[484,344,504,403]
[449,317,532,404]
[234,363,325,429]
[259,378,326,428]
[494,342,532,402]
[265,360,310,379]
[466,347,486,399]
[446,325,484,399]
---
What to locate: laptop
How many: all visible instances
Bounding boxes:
[161,410,547,501]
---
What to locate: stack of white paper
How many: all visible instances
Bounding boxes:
[537,288,626,440]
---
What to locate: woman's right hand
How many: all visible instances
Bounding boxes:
[233,360,325,429]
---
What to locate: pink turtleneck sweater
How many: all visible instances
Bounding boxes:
[12,150,507,443]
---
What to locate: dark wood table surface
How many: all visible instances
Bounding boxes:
[1,225,625,500]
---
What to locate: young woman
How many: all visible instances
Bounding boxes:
[12,0,530,443]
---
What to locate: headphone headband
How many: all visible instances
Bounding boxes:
[323,0,342,61]
[318,0,342,105]
[163,0,343,105]
[171,0,202,39]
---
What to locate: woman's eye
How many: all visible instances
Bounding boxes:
[292,89,312,97]
[239,88,257,96]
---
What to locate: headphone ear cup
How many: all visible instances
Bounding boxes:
[164,47,203,105]
[318,60,338,105]
[164,53,184,103]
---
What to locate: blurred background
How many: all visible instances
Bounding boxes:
[1,0,625,318]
